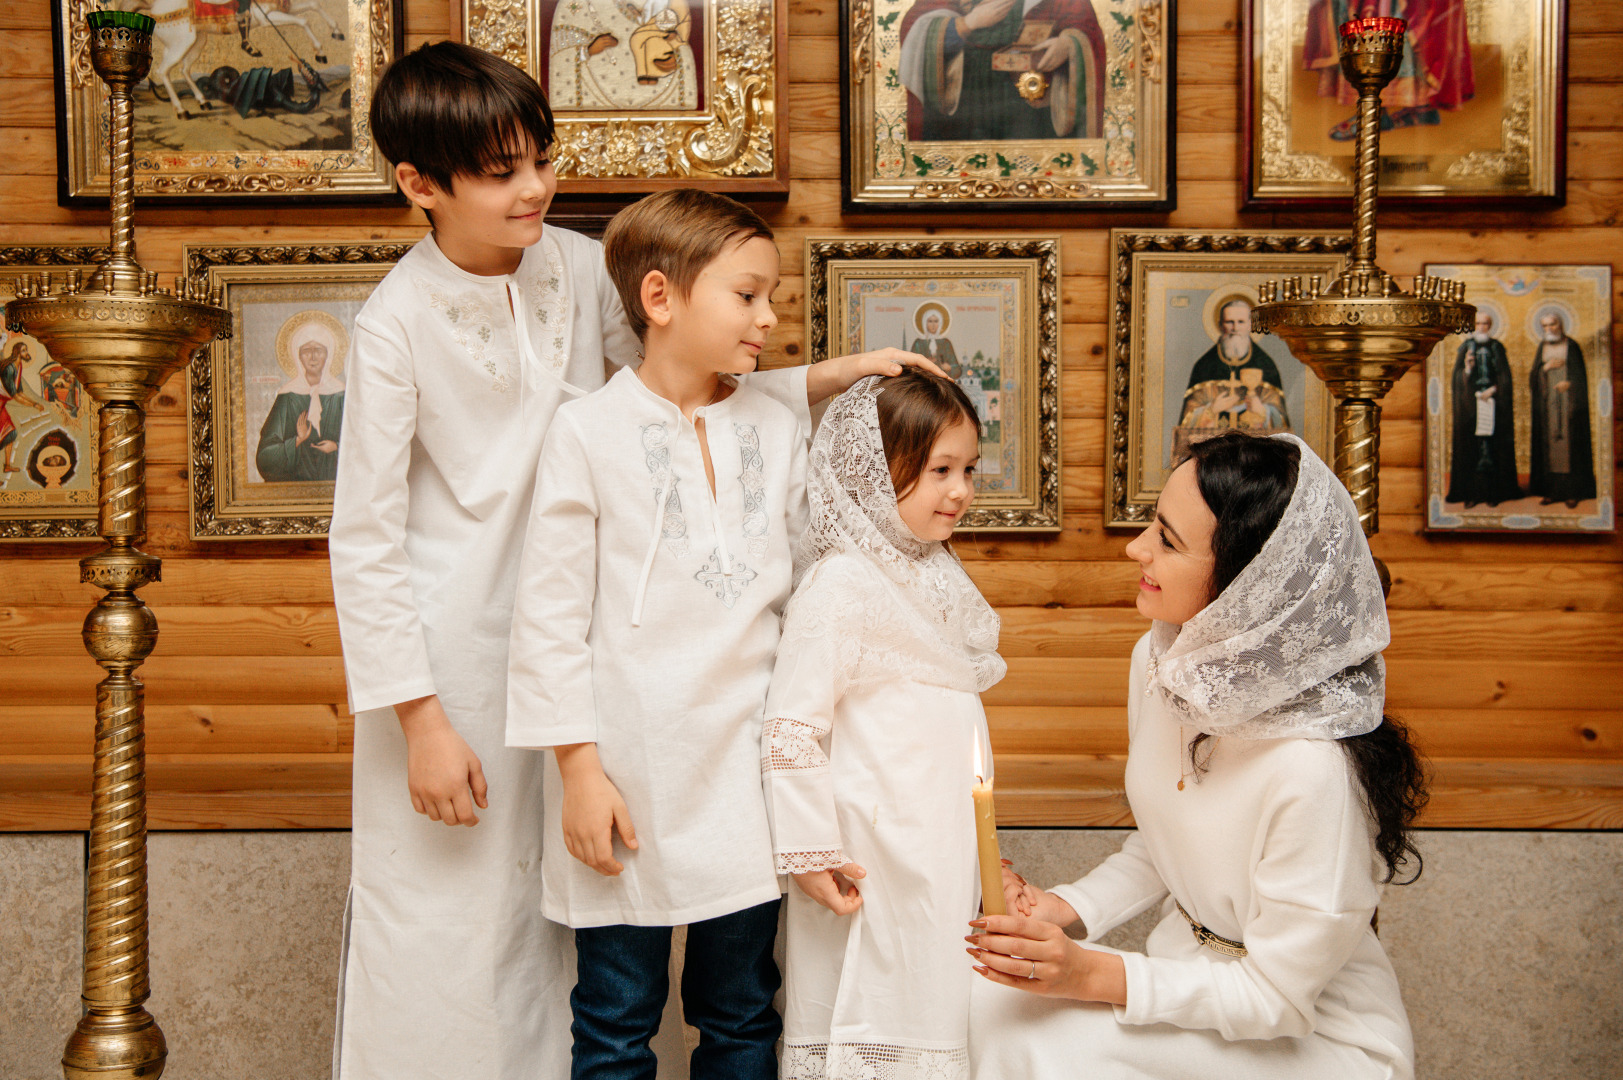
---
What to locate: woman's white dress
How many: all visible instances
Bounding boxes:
[764,554,986,1080]
[969,634,1415,1080]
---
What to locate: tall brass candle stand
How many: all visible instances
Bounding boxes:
[1250,16,1474,540]
[4,11,230,1078]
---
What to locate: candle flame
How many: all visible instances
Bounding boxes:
[973,725,993,787]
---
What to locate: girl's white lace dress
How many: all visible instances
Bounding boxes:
[762,378,1006,1080]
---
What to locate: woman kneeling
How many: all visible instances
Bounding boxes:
[967,432,1425,1080]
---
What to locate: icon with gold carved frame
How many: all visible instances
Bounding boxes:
[806,236,1061,530]
[1106,230,1348,529]
[1242,0,1566,209]
[1423,263,1613,534]
[52,0,405,205]
[459,0,788,193]
[0,247,106,541]
[185,242,409,539]
[840,0,1174,211]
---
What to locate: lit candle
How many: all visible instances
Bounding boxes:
[973,740,1007,917]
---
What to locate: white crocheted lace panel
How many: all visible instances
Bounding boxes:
[763,716,826,771]
[783,1041,969,1080]
[1146,433,1390,741]
[784,377,1005,698]
[775,849,850,875]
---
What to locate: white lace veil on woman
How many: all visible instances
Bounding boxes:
[781,375,1005,697]
[1145,433,1390,741]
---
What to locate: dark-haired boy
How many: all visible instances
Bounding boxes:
[331,43,932,1080]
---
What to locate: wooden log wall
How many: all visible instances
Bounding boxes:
[1,0,1619,829]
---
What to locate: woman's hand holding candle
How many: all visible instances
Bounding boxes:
[966,912,1126,1005]
[793,862,867,916]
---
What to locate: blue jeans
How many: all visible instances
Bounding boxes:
[571,898,782,1080]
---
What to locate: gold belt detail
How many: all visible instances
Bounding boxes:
[1175,899,1247,958]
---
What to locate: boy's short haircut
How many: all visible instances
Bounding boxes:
[602,189,775,342]
[370,41,555,193]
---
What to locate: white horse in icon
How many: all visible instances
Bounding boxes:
[143,0,345,118]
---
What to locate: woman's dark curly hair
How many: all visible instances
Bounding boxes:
[1180,432,1428,885]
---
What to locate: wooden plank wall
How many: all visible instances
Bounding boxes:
[1,0,1619,829]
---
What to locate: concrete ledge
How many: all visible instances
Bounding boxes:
[2,830,1619,1079]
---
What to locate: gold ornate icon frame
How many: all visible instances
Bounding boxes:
[1243,0,1566,208]
[1422,262,1614,535]
[461,0,789,192]
[185,242,409,540]
[53,0,405,204]
[806,235,1062,531]
[0,247,107,541]
[840,0,1174,211]
[1106,230,1350,529]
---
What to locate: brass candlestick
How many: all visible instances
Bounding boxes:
[1250,16,1474,537]
[4,10,230,1079]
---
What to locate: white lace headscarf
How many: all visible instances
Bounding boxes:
[1145,433,1389,741]
[782,376,1005,695]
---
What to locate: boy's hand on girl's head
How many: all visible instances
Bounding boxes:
[792,862,866,916]
[395,695,489,827]
[555,743,638,876]
[806,348,950,405]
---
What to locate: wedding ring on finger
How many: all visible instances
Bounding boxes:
[1027,959,1038,980]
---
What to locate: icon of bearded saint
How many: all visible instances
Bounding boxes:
[1174,297,1293,460]
[549,0,698,111]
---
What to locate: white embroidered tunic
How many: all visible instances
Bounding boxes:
[968,634,1415,1080]
[507,365,809,928]
[328,229,807,1079]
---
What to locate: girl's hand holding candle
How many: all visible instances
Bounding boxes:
[1001,860,1038,916]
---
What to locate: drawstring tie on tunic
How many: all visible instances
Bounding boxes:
[629,402,736,628]
[632,477,674,627]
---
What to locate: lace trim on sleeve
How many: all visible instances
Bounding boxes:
[776,849,850,875]
[783,1041,969,1080]
[763,716,828,772]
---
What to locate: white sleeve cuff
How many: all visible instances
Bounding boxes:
[348,676,438,717]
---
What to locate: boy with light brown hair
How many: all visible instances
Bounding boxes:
[508,189,938,1078]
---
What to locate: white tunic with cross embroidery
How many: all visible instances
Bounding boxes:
[507,365,809,928]
[328,229,809,1079]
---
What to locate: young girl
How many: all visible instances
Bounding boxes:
[762,372,1006,1080]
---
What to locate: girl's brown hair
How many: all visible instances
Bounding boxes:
[874,370,981,499]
